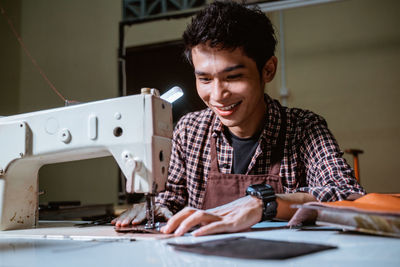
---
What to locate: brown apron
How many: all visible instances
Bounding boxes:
[201,109,286,210]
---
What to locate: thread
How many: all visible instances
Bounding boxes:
[1,3,67,103]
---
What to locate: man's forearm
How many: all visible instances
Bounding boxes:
[275,192,317,221]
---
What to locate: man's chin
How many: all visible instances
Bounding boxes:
[217,116,239,128]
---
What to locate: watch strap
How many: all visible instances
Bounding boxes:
[246,184,277,221]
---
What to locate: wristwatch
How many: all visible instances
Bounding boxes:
[246,184,277,221]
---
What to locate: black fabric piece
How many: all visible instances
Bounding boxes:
[225,128,259,174]
[168,236,336,260]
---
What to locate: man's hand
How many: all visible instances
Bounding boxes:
[160,192,317,236]
[111,203,173,227]
[160,196,263,236]
[275,192,317,221]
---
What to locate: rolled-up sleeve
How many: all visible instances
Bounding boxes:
[295,113,366,201]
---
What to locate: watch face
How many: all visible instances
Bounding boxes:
[246,184,275,198]
[246,186,259,197]
[252,184,263,190]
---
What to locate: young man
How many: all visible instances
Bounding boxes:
[113,0,365,236]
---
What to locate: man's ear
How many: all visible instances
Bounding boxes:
[262,56,278,83]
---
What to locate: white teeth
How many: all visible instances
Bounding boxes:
[219,102,239,111]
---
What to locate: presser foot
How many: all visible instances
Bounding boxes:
[114,222,166,234]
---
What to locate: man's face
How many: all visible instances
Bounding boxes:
[192,44,267,138]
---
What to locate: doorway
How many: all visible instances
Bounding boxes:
[125,41,206,123]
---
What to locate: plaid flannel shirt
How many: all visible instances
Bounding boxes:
[156,95,365,213]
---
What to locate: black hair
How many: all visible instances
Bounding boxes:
[183,0,277,72]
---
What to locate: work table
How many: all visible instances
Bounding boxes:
[0,221,399,266]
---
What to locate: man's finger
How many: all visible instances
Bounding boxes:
[112,211,128,225]
[131,208,147,225]
[113,205,142,227]
[287,207,317,227]
[174,210,221,236]
[114,213,129,227]
[191,220,231,236]
[159,207,173,220]
[121,218,132,227]
[160,207,197,234]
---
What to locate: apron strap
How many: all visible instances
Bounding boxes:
[210,131,219,172]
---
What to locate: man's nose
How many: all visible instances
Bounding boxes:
[211,80,230,101]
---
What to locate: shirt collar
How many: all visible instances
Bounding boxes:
[211,94,282,146]
[211,111,223,138]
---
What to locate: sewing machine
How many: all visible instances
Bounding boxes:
[0,89,173,230]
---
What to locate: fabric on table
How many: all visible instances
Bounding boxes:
[168,236,337,260]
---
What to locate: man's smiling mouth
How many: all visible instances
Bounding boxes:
[215,101,242,111]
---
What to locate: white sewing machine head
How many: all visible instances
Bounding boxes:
[0,89,173,230]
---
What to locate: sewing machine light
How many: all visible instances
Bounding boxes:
[161,86,184,103]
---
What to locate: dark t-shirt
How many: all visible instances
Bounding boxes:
[225,128,260,174]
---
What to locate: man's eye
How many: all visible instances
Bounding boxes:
[227,74,243,80]
[198,77,211,82]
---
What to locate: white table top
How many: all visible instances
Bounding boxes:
[0,221,399,267]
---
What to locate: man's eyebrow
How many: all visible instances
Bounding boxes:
[223,64,245,72]
[194,70,208,76]
[194,64,245,75]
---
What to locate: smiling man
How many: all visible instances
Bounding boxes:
[113,0,365,236]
